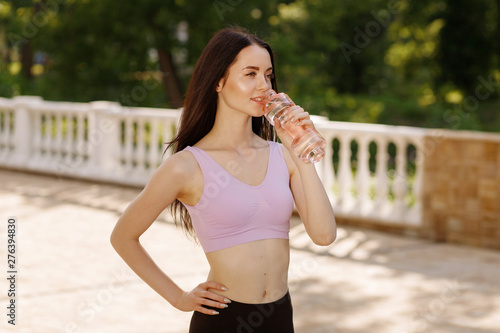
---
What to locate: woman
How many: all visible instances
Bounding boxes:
[110,27,336,332]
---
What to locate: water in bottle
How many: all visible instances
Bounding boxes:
[256,89,326,163]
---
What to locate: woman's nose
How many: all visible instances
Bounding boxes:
[257,74,271,91]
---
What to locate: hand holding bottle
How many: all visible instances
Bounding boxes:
[256,89,326,163]
[273,106,313,149]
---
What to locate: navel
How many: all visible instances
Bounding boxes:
[263,290,267,297]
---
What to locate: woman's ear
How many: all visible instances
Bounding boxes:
[216,78,225,93]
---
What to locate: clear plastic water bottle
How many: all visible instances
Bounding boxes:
[257,89,326,163]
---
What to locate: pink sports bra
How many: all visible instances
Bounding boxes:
[182,141,294,253]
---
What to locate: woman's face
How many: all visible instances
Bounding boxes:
[216,44,274,117]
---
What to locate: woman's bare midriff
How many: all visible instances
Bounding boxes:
[206,238,290,304]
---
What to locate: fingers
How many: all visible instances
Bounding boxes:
[202,281,228,292]
[199,293,230,310]
[195,304,221,315]
[274,118,284,131]
[295,118,314,128]
[198,289,231,306]
[280,106,311,126]
[284,105,307,118]
[194,297,227,315]
[278,107,314,132]
[194,281,231,315]
[288,107,309,122]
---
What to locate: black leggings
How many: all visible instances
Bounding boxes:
[189,291,294,333]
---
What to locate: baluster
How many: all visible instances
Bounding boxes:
[0,111,10,155]
[54,112,63,160]
[409,139,423,224]
[117,119,125,168]
[123,117,134,171]
[6,111,13,152]
[336,133,354,212]
[322,135,336,204]
[60,114,66,159]
[32,111,42,162]
[162,119,175,158]
[355,135,371,213]
[157,121,166,162]
[136,118,146,173]
[59,114,67,161]
[43,113,53,162]
[9,111,16,153]
[65,115,74,164]
[0,111,5,157]
[75,113,86,167]
[148,119,159,171]
[393,138,408,220]
[374,136,389,215]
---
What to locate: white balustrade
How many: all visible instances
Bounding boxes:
[0,97,426,226]
[314,119,427,225]
[0,97,180,186]
[0,100,14,161]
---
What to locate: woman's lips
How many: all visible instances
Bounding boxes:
[250,97,265,105]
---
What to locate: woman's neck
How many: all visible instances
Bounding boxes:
[204,108,261,150]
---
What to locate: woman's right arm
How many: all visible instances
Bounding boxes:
[110,152,230,315]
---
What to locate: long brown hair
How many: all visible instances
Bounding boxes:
[166,26,278,238]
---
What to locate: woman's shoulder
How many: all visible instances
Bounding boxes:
[156,149,200,180]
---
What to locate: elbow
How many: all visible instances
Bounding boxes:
[313,232,336,246]
[110,227,139,252]
[310,217,337,246]
[312,223,337,246]
[110,228,126,252]
[110,230,119,250]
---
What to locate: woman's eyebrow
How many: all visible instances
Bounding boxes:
[242,66,273,71]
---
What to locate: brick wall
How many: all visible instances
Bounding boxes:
[421,130,500,250]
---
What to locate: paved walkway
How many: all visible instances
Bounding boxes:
[0,168,499,333]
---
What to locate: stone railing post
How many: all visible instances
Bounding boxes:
[88,101,122,178]
[12,96,43,167]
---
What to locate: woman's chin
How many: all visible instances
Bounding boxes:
[251,107,265,117]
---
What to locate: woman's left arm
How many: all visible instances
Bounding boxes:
[275,106,337,246]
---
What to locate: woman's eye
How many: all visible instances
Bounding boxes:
[245,72,273,80]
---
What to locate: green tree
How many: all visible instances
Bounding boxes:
[5,0,276,107]
[270,0,398,95]
[436,0,497,95]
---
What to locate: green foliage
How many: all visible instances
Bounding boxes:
[0,0,499,131]
[436,0,497,95]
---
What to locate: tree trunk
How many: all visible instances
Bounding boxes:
[157,48,184,108]
[20,41,34,80]
[19,1,44,81]
[3,44,11,69]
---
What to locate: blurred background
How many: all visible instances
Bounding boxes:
[2,2,500,332]
[1,0,499,131]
